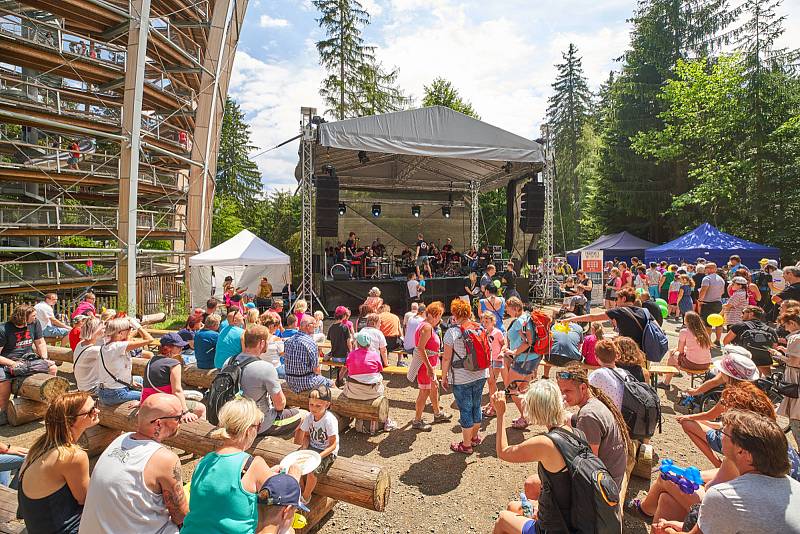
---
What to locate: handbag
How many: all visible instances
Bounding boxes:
[406,348,424,383]
[776,379,800,399]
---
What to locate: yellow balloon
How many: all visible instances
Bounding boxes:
[707,313,724,327]
[554,322,571,334]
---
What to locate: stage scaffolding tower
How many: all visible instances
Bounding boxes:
[470,179,480,251]
[299,107,316,311]
[533,123,556,303]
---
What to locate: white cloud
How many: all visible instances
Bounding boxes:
[259,14,290,28]
[360,0,383,17]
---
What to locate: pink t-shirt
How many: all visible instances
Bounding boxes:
[346,347,384,376]
[679,329,711,366]
[581,334,600,366]
[488,327,504,361]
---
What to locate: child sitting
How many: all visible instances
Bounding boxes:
[312,310,326,343]
[581,322,604,367]
[481,311,508,417]
[296,385,339,502]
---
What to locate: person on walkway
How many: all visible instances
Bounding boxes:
[482,310,508,417]
[647,262,661,300]
[142,333,205,422]
[181,397,273,534]
[18,391,99,534]
[605,267,621,309]
[660,311,712,389]
[284,316,334,394]
[677,274,695,320]
[216,310,246,368]
[72,317,104,394]
[480,284,506,332]
[411,301,452,431]
[79,394,187,533]
[194,313,220,370]
[698,262,726,345]
[97,317,153,405]
[35,293,70,345]
[442,298,489,454]
[723,276,750,328]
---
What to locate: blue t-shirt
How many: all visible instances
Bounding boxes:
[550,323,583,361]
[507,313,537,361]
[214,325,244,368]
[220,319,229,330]
[194,329,219,370]
[280,328,299,339]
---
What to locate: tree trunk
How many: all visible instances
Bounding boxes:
[98,402,391,512]
[6,397,47,426]
[11,373,69,402]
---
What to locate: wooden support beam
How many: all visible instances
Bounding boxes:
[98,402,391,511]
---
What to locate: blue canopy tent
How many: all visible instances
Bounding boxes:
[644,223,780,267]
[566,231,656,269]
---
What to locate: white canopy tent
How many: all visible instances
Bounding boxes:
[188,230,291,308]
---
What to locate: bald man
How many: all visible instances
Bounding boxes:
[283,315,334,393]
[79,394,187,533]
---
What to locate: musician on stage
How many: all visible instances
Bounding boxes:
[415,233,433,278]
[372,238,386,258]
[345,231,358,259]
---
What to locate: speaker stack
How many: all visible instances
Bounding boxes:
[315,168,339,237]
[520,178,545,233]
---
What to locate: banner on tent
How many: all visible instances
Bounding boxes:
[581,250,604,303]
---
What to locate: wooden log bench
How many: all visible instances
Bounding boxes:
[0,486,24,534]
[98,402,390,512]
[7,373,70,426]
[320,358,441,378]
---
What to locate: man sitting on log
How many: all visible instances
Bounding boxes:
[79,393,187,533]
[284,317,334,394]
[0,304,57,426]
[225,325,303,437]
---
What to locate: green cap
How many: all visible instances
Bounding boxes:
[355,331,371,348]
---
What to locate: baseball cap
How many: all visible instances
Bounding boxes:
[72,314,89,324]
[310,384,332,402]
[713,349,758,381]
[767,260,779,268]
[160,332,189,348]
[731,276,748,286]
[245,302,256,309]
[355,331,371,348]
[258,473,310,512]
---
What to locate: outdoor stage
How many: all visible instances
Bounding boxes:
[321,276,530,314]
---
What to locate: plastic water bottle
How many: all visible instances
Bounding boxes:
[520,492,533,518]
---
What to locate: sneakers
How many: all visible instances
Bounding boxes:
[411,419,432,431]
[396,359,408,368]
[433,411,453,423]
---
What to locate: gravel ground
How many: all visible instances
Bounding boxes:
[1,310,788,533]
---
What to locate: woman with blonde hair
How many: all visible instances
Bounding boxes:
[97,317,153,405]
[410,301,452,431]
[72,316,105,394]
[492,380,619,534]
[659,311,712,389]
[245,308,260,326]
[292,298,309,326]
[181,397,272,534]
[17,391,99,533]
[260,312,285,379]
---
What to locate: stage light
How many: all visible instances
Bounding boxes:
[338,203,346,215]
[441,205,451,218]
[411,205,421,218]
[358,150,369,164]
[321,164,336,177]
[372,204,381,217]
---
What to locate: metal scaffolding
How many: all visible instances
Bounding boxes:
[469,179,480,251]
[533,123,556,303]
[298,107,315,310]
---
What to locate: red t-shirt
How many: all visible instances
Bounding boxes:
[69,327,81,351]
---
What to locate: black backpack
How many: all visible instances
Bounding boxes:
[546,427,622,534]
[205,355,258,425]
[738,321,777,356]
[609,368,662,440]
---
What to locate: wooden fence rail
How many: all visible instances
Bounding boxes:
[0,296,118,323]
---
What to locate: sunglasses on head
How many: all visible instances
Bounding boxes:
[556,371,580,381]
[150,410,188,424]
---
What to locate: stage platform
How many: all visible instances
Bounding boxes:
[321,276,529,314]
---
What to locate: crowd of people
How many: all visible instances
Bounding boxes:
[1,251,800,533]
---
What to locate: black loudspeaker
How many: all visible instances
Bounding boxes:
[520,178,545,233]
[505,180,516,251]
[312,254,321,274]
[315,173,339,237]
[527,248,538,266]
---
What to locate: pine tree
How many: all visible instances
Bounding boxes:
[215,97,263,209]
[313,0,375,119]
[547,43,592,249]
[421,78,479,118]
[356,58,411,116]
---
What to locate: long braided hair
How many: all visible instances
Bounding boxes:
[561,362,634,460]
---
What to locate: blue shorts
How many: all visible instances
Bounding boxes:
[43,325,69,338]
[511,355,540,376]
[523,519,538,534]
[706,428,722,453]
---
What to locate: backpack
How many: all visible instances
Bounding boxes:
[526,310,553,355]
[738,321,778,356]
[205,355,258,425]
[545,427,622,534]
[451,321,491,372]
[620,307,668,362]
[608,368,662,440]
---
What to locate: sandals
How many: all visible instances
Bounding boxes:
[512,417,529,429]
[482,405,496,417]
[450,441,474,454]
[625,498,654,523]
[471,434,484,446]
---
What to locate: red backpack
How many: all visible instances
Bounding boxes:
[452,321,492,372]
[527,310,553,355]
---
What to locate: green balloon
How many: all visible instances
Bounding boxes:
[655,298,668,307]
[493,280,502,288]
[660,306,668,318]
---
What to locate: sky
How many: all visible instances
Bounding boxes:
[227,0,800,192]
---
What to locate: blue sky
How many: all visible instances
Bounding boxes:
[227,0,800,192]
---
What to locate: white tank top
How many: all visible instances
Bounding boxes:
[79,433,179,534]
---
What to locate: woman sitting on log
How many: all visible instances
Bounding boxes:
[97,317,154,405]
[142,333,205,423]
[181,397,273,534]
[72,317,104,394]
[17,391,99,534]
[343,331,396,432]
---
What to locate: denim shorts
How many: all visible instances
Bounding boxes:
[42,325,70,338]
[511,355,541,376]
[98,386,141,405]
[452,378,486,429]
[706,428,723,453]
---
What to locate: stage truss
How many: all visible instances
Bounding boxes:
[532,123,557,303]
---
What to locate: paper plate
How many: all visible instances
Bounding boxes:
[280,450,321,476]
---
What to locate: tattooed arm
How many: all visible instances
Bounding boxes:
[154,449,188,526]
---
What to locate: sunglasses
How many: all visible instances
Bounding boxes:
[77,405,99,417]
[556,371,580,381]
[150,410,188,424]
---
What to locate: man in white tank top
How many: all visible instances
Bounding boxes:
[79,394,188,533]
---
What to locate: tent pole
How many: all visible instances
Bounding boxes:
[299,107,316,312]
